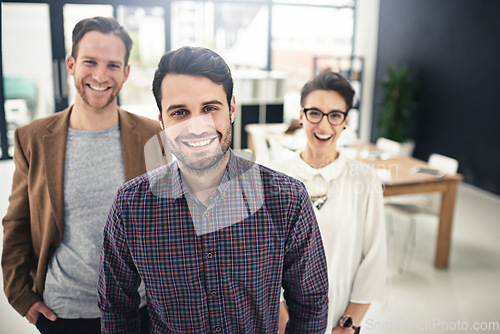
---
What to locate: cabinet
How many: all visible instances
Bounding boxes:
[232,70,286,149]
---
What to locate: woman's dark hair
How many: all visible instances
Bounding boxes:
[152,46,233,114]
[71,16,133,66]
[300,71,355,111]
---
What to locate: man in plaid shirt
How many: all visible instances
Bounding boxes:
[98,46,328,333]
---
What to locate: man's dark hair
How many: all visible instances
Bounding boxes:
[152,46,234,115]
[300,71,355,111]
[71,16,133,66]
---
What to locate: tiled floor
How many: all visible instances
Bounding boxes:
[365,181,500,333]
[1,159,499,333]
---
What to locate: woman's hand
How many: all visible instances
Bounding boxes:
[332,325,355,334]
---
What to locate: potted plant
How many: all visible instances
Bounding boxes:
[377,64,416,156]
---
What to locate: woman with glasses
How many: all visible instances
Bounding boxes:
[276,72,386,334]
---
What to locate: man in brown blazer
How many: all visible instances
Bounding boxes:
[2,17,167,334]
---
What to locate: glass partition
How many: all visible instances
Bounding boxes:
[0,0,356,155]
[272,5,354,93]
[117,5,165,120]
[1,3,54,156]
[171,1,269,70]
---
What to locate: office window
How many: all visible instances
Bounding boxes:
[117,6,165,119]
[0,0,356,156]
[171,1,213,49]
[271,4,354,121]
[171,1,268,70]
[272,5,354,93]
[273,0,354,5]
[1,3,53,156]
[213,2,269,70]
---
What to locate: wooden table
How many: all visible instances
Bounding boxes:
[245,128,463,269]
[354,149,463,269]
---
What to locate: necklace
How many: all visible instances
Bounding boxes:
[300,151,340,210]
[310,194,328,210]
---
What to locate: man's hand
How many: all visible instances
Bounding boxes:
[25,301,57,325]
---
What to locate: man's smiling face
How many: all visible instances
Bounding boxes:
[159,74,235,171]
[67,30,130,111]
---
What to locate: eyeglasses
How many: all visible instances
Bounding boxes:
[302,108,348,126]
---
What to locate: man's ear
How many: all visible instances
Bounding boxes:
[158,113,164,129]
[123,64,131,82]
[66,55,75,76]
[230,96,236,123]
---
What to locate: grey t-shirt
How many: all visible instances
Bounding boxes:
[43,123,125,318]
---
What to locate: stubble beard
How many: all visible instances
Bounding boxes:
[169,124,233,176]
[76,80,121,110]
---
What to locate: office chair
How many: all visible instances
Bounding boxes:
[244,123,288,166]
[385,153,459,272]
[375,137,401,156]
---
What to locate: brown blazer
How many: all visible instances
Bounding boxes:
[2,106,165,316]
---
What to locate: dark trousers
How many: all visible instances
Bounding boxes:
[36,306,150,334]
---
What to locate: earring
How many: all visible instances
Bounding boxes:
[343,126,346,130]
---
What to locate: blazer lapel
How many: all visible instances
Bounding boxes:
[118,108,142,181]
[43,107,72,237]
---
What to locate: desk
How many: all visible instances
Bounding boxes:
[246,128,463,269]
[354,148,463,269]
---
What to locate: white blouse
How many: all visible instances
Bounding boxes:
[275,151,386,333]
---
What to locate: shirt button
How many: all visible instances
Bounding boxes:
[210,290,217,296]
[215,327,222,332]
[206,252,213,259]
[221,191,226,196]
[205,212,210,217]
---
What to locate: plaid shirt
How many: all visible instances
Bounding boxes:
[98,152,328,333]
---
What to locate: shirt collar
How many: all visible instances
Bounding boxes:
[168,150,237,200]
[292,150,347,182]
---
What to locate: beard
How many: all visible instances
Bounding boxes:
[166,119,232,174]
[75,80,121,110]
